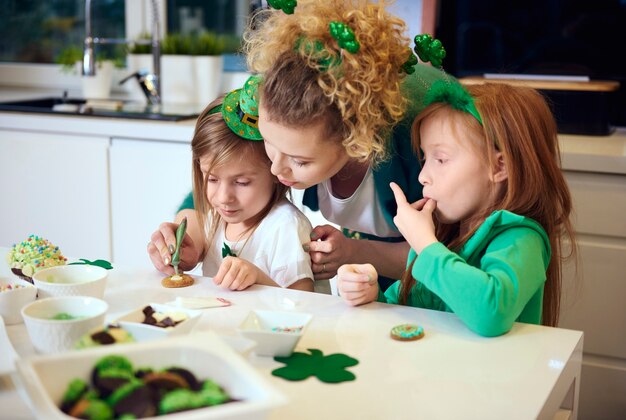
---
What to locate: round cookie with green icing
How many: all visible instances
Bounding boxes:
[390,324,425,341]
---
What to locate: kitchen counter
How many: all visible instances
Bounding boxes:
[2,85,626,173]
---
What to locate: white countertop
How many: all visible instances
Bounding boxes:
[2,85,625,174]
[0,253,584,419]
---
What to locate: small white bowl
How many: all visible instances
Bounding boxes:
[0,277,37,325]
[116,303,202,342]
[32,265,108,299]
[238,310,312,357]
[21,296,108,354]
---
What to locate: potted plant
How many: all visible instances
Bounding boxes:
[56,45,124,99]
[191,31,226,105]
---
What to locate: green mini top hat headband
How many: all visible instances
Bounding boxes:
[209,75,263,141]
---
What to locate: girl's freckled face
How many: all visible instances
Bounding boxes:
[258,104,350,189]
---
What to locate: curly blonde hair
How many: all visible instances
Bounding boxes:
[244,0,410,165]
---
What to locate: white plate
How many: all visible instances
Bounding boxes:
[15,331,286,419]
[116,302,202,341]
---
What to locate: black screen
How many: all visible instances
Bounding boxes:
[435,0,626,126]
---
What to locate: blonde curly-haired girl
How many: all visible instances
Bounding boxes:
[243,0,449,289]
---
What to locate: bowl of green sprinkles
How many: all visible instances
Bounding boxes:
[21,296,108,354]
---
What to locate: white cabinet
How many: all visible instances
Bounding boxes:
[559,170,626,419]
[0,128,111,260]
[109,138,192,267]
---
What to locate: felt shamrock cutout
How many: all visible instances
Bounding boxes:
[413,34,446,68]
[221,243,237,258]
[272,348,359,383]
[267,0,297,15]
[69,258,113,270]
[329,21,360,54]
[400,47,418,74]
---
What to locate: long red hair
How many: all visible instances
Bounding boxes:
[399,83,576,327]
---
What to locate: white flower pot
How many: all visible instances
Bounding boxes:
[161,55,196,104]
[77,61,114,99]
[194,55,224,105]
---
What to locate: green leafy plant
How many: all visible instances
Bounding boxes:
[191,31,226,56]
[128,32,153,54]
[161,33,194,55]
[56,45,126,73]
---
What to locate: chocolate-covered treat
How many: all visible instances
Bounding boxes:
[69,398,113,420]
[60,355,233,418]
[159,389,197,414]
[166,367,200,391]
[92,368,136,398]
[140,305,188,329]
[143,371,190,393]
[75,324,135,349]
[60,379,89,413]
[91,356,135,398]
[109,382,157,418]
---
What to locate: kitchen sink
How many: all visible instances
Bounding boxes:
[0,97,203,121]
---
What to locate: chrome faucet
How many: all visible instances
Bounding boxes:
[83,0,162,105]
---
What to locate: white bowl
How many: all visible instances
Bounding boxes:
[32,265,108,299]
[116,303,202,342]
[238,310,312,357]
[0,277,37,325]
[15,331,286,419]
[21,296,108,354]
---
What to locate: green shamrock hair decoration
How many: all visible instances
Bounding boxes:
[267,0,296,15]
[425,79,483,125]
[400,47,418,74]
[329,21,360,54]
[414,34,446,68]
[295,37,340,71]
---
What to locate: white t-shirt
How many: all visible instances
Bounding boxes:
[317,167,402,238]
[202,199,314,288]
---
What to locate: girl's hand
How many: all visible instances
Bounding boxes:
[337,263,379,306]
[213,256,259,291]
[304,225,354,280]
[148,222,200,275]
[389,182,438,254]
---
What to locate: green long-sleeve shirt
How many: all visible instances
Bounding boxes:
[380,210,551,337]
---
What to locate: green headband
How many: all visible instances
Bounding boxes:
[425,79,483,125]
[210,75,263,141]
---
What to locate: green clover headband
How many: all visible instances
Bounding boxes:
[329,21,360,54]
[425,79,483,125]
[268,0,297,15]
[401,34,446,74]
[209,75,263,141]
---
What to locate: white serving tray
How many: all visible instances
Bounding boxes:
[15,331,286,419]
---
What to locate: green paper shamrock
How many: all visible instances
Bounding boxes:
[69,258,113,270]
[329,21,360,54]
[413,34,446,68]
[267,0,297,15]
[272,348,359,383]
[221,243,237,258]
[400,48,418,74]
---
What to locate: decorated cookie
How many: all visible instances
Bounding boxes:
[390,324,425,341]
[6,234,67,282]
[162,273,194,288]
